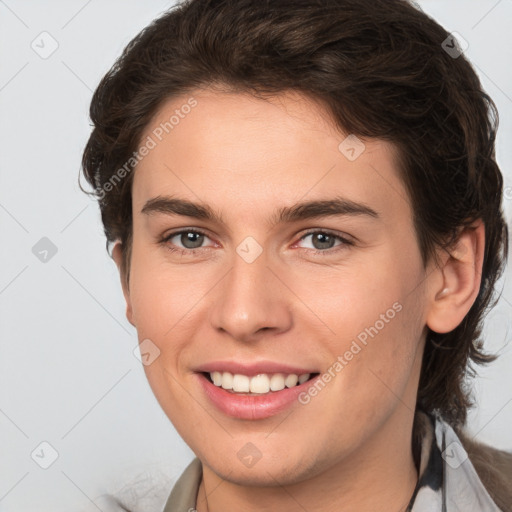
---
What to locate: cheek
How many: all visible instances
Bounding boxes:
[296,249,425,408]
[127,253,199,420]
[128,241,206,339]
[126,250,190,399]
[287,251,416,340]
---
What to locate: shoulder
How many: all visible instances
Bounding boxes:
[456,428,512,512]
[412,409,511,511]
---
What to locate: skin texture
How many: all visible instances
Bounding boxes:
[112,89,485,512]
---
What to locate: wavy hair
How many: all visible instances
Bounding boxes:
[81,0,508,429]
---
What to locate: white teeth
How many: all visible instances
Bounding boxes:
[220,372,233,390]
[232,374,250,392]
[298,373,310,384]
[270,373,285,391]
[249,374,270,393]
[208,371,312,394]
[212,371,222,386]
[285,374,298,388]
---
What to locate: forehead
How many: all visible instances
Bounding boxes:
[132,89,411,223]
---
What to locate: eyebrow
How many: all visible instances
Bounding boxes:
[141,195,379,226]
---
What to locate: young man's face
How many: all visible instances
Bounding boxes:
[116,89,434,485]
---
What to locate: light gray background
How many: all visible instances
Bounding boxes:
[0,1,511,511]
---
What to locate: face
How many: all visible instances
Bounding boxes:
[117,89,433,486]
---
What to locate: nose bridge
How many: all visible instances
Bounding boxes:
[209,241,292,341]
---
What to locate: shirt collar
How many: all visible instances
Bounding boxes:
[409,410,502,511]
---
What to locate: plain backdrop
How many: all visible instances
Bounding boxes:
[0,1,511,511]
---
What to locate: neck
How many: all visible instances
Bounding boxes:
[196,409,419,512]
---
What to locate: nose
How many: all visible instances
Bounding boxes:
[208,249,293,343]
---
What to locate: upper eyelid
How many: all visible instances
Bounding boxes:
[162,227,214,243]
[298,228,352,240]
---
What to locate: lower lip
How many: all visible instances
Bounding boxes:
[197,373,320,420]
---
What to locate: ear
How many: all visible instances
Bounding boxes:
[426,220,485,334]
[112,241,135,327]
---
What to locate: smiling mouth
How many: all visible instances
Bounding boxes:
[202,371,320,395]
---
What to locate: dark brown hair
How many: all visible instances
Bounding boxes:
[81,0,508,429]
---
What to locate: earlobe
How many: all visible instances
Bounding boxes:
[111,241,135,327]
[426,221,485,334]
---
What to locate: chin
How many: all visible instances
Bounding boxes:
[201,449,320,487]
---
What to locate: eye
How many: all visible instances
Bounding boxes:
[159,228,353,257]
[160,228,214,255]
[295,230,353,255]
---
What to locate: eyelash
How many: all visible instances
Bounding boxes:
[159,228,354,257]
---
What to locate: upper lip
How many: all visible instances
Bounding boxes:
[195,360,318,377]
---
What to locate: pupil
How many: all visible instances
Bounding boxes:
[313,233,334,250]
[182,232,204,249]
